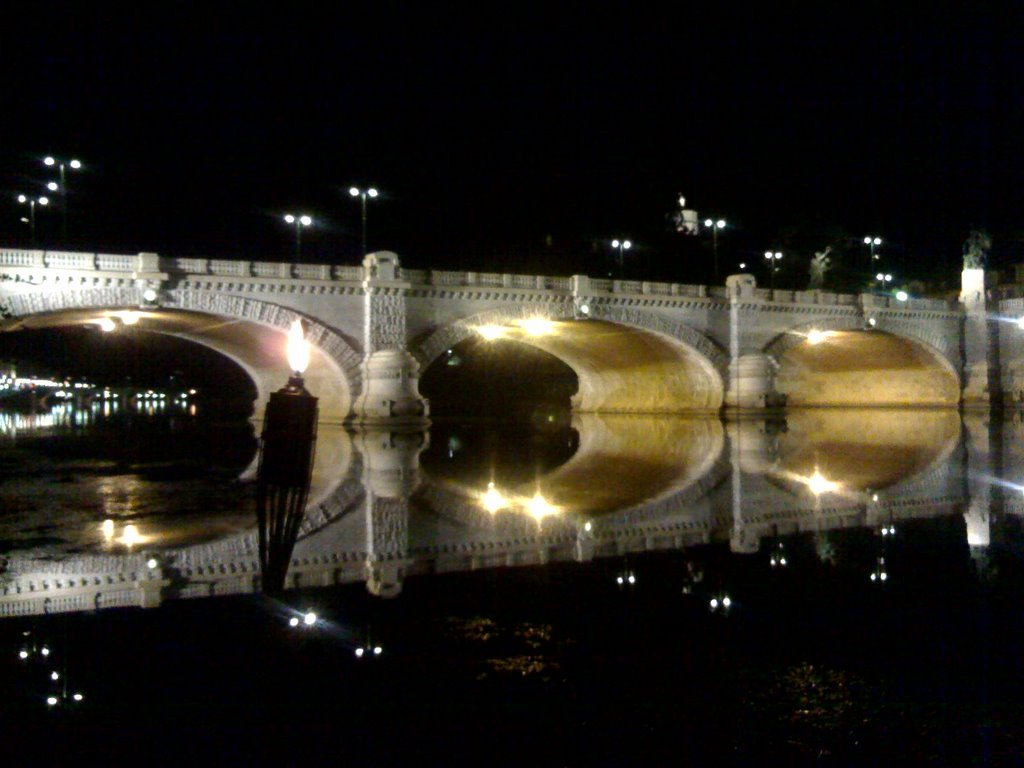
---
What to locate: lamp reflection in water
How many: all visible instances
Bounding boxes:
[481,482,509,513]
[478,481,560,524]
[256,320,319,595]
[526,490,558,522]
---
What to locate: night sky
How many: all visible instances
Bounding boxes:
[2,4,1022,286]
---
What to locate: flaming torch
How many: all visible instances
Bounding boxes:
[256,319,319,595]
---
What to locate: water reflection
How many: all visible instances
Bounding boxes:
[0,407,1011,616]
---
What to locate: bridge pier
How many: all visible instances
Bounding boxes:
[349,252,430,425]
[725,353,781,409]
[355,428,428,597]
[961,268,998,408]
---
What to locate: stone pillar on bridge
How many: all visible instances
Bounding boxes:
[961,268,1000,407]
[724,275,782,409]
[351,252,430,425]
[726,354,779,409]
[356,429,428,598]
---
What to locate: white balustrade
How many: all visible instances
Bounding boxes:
[95,254,135,271]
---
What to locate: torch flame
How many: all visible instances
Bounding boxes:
[286,319,311,374]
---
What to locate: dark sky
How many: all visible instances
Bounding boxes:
[3,3,1023,284]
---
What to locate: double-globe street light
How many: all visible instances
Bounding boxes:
[764,251,783,299]
[704,218,727,281]
[283,214,313,263]
[349,187,379,257]
[864,236,882,264]
[610,238,631,276]
[16,194,49,245]
[876,272,893,293]
[43,156,82,242]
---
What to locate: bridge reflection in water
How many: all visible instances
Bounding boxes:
[0,408,1007,616]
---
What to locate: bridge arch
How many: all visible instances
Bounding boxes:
[413,306,727,413]
[764,320,961,407]
[2,285,362,422]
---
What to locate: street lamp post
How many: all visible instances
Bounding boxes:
[704,218,727,281]
[610,239,632,276]
[43,156,82,243]
[349,187,379,257]
[863,236,882,266]
[16,194,49,245]
[283,214,313,263]
[256,320,319,596]
[764,251,783,299]
[875,272,893,293]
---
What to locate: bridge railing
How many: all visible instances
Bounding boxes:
[0,248,963,312]
[0,249,142,271]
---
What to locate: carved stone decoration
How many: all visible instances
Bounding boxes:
[365,288,408,353]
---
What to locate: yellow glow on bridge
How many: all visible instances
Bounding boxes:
[474,324,506,341]
[517,317,556,337]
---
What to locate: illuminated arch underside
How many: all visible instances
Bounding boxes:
[474,320,724,413]
[777,331,959,407]
[2,308,353,422]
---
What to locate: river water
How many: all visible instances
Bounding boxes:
[3,401,1024,764]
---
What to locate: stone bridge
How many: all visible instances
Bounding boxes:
[2,248,1012,422]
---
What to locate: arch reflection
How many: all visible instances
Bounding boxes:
[0,409,997,615]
